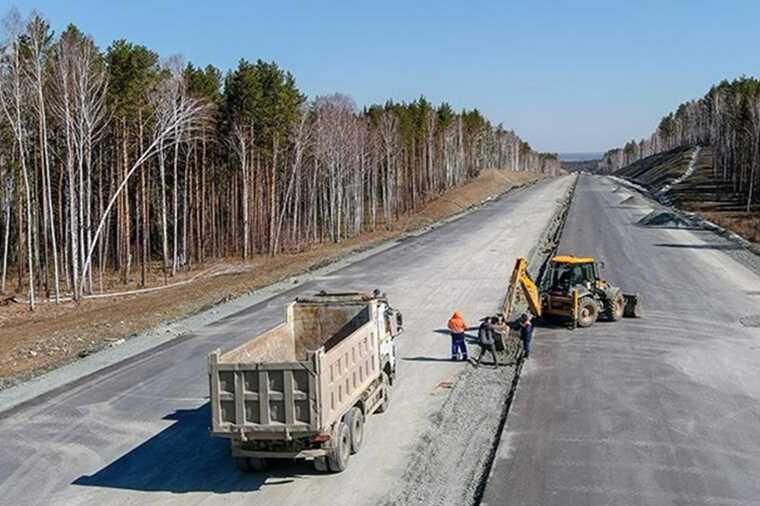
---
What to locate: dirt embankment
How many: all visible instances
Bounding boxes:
[617,145,760,245]
[0,169,541,387]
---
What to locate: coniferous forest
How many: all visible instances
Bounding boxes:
[599,77,760,212]
[0,9,561,309]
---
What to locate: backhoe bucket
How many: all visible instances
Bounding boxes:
[623,293,641,318]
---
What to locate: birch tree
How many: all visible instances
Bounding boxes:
[0,6,561,305]
[79,67,206,295]
[24,13,60,302]
[0,9,35,309]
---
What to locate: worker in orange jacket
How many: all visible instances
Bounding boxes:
[447,311,469,361]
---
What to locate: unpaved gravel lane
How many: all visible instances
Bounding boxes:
[0,177,572,506]
[484,175,760,506]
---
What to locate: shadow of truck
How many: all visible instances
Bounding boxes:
[72,404,316,494]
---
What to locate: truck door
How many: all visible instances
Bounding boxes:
[377,302,399,378]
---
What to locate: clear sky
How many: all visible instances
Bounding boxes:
[5,0,759,153]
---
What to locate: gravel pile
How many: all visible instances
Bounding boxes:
[638,209,695,228]
[620,195,651,207]
[382,364,518,505]
[739,314,760,328]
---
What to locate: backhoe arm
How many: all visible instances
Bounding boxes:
[502,257,542,318]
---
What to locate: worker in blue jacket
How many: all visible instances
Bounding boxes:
[510,313,534,359]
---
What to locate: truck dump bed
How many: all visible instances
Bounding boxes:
[209,294,381,439]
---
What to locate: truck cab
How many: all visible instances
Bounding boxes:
[374,291,403,382]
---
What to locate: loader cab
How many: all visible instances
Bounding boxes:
[548,256,599,294]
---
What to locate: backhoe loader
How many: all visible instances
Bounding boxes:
[503,256,640,328]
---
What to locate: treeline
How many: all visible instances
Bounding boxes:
[599,76,760,210]
[0,8,560,309]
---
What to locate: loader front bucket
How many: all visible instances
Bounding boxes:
[623,293,641,318]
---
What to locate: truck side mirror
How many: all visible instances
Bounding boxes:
[389,310,403,336]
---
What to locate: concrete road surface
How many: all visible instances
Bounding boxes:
[0,176,572,506]
[484,175,760,506]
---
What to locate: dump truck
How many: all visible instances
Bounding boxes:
[208,290,403,473]
[503,256,640,328]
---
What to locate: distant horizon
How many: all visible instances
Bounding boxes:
[558,152,603,162]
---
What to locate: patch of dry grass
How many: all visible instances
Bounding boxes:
[701,211,760,244]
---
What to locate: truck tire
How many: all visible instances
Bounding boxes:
[577,297,599,328]
[236,456,268,472]
[606,292,624,321]
[345,407,365,454]
[327,422,351,472]
[236,457,252,472]
[249,457,269,472]
[375,372,392,414]
[313,456,329,472]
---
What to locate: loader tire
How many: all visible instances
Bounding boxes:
[577,297,599,328]
[606,292,624,321]
[345,407,365,454]
[327,422,351,472]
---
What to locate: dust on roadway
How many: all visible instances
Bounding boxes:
[0,177,573,505]
[483,175,760,506]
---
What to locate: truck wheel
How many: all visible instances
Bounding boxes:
[577,297,599,328]
[249,457,269,472]
[375,372,391,414]
[345,407,365,453]
[606,293,624,321]
[327,422,351,472]
[313,456,329,472]
[237,456,269,472]
[236,457,252,472]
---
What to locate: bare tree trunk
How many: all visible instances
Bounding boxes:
[159,144,169,283]
[20,154,35,310]
[1,198,10,294]
[28,15,61,303]
[139,110,148,287]
[182,145,191,268]
[171,127,181,276]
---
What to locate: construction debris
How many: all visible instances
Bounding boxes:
[638,210,695,228]
[0,296,19,306]
[739,314,760,328]
[620,195,651,207]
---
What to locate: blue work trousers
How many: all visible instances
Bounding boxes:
[451,333,468,359]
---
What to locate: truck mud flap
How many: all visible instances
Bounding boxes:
[623,293,641,318]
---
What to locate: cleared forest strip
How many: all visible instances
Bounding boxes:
[0,169,541,389]
[613,146,760,248]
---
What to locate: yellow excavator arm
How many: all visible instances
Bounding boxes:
[502,257,542,319]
